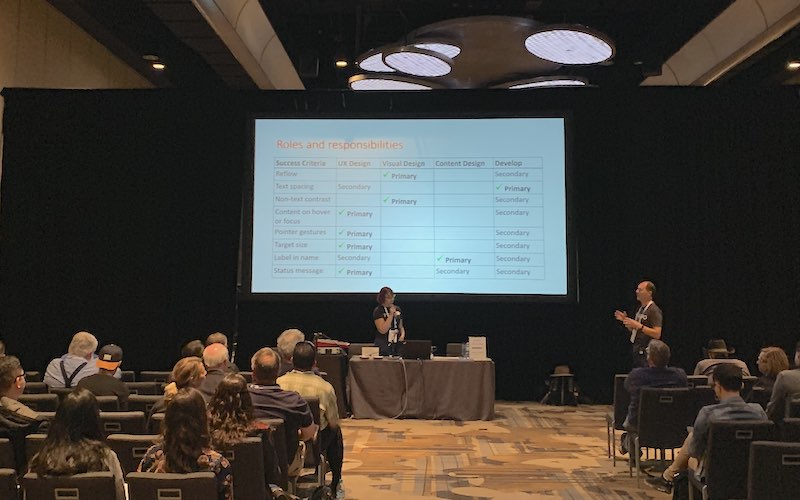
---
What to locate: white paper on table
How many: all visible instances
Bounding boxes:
[468,336,488,360]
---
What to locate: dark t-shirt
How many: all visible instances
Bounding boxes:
[631,302,663,353]
[76,373,131,410]
[624,365,687,426]
[248,384,313,459]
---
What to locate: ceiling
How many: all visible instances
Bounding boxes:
[45,0,800,90]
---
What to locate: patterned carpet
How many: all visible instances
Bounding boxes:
[333,402,671,500]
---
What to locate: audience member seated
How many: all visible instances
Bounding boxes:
[693,339,751,378]
[149,356,207,420]
[138,388,233,500]
[249,347,318,473]
[76,344,130,410]
[0,355,39,419]
[767,342,800,422]
[276,329,305,377]
[748,346,788,403]
[646,364,767,493]
[28,388,125,500]
[205,332,239,372]
[278,340,345,496]
[199,343,234,401]
[620,339,687,457]
[209,373,270,448]
[180,339,205,359]
[44,331,120,388]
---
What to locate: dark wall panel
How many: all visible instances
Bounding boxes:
[2,87,799,402]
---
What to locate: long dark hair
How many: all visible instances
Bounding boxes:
[163,388,211,473]
[208,373,252,449]
[29,388,108,475]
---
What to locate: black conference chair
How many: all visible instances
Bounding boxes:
[781,417,800,442]
[786,398,800,419]
[120,370,136,382]
[22,472,117,500]
[139,371,171,383]
[605,374,629,463]
[22,382,48,394]
[17,394,59,412]
[47,387,74,401]
[687,375,710,388]
[124,382,162,395]
[24,434,47,465]
[633,387,692,485]
[107,434,158,475]
[689,385,717,423]
[747,387,771,410]
[0,469,17,500]
[0,439,15,470]
[95,395,120,412]
[24,371,42,382]
[126,471,217,500]
[747,440,800,500]
[257,418,289,490]
[220,437,268,500]
[127,394,163,415]
[148,413,165,435]
[239,371,253,383]
[99,411,146,437]
[688,420,776,500]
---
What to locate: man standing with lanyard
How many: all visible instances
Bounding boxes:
[614,281,663,368]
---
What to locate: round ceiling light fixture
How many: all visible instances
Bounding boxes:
[357,50,395,72]
[414,42,461,59]
[525,26,614,65]
[497,76,589,89]
[383,47,453,77]
[348,74,437,91]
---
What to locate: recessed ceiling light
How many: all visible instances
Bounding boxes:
[151,62,165,70]
[348,74,434,90]
[358,52,395,72]
[787,60,800,71]
[525,26,614,65]
[414,43,461,59]
[384,48,452,77]
[335,59,348,68]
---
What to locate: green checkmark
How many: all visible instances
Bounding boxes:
[339,242,344,248]
[383,196,389,203]
[496,184,502,190]
[338,267,344,274]
[437,255,443,261]
[383,171,389,177]
[338,209,345,215]
[338,229,344,235]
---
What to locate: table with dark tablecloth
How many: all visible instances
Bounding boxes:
[347,357,495,420]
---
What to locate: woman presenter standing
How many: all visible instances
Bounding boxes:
[373,286,405,356]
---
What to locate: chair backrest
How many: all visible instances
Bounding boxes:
[99,411,146,437]
[748,387,771,410]
[239,371,253,383]
[742,376,758,400]
[781,417,800,442]
[106,434,158,475]
[220,437,267,500]
[22,471,116,500]
[95,395,120,412]
[120,370,136,382]
[303,397,322,468]
[689,385,718,423]
[637,387,692,449]
[124,382,161,395]
[148,413,165,435]
[24,434,47,465]
[16,394,59,412]
[22,382,48,394]
[25,371,42,383]
[128,395,163,415]
[47,387,74,401]
[126,471,217,500]
[611,374,629,430]
[256,418,288,489]
[687,375,710,387]
[747,440,800,500]
[0,438,15,469]
[0,468,17,500]
[139,371,171,383]
[703,420,776,499]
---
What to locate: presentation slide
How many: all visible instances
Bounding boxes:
[250,117,568,295]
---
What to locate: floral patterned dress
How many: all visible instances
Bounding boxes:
[137,443,233,500]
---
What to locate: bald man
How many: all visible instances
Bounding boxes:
[614,280,663,368]
[198,342,233,401]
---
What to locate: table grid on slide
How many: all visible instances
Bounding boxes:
[271,157,545,279]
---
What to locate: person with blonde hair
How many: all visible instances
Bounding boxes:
[148,356,207,421]
[44,331,120,388]
[753,346,789,396]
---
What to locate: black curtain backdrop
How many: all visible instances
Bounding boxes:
[1,87,799,403]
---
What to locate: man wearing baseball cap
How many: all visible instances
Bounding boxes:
[76,344,130,410]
